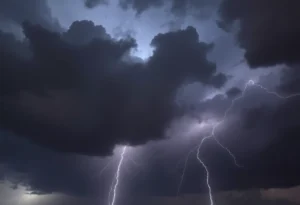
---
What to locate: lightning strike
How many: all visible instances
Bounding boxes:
[106,79,300,205]
[177,146,198,196]
[193,79,300,205]
[212,137,243,168]
[196,136,214,205]
[109,146,127,205]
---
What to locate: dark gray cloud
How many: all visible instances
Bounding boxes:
[0,0,62,32]
[217,0,300,159]
[0,21,225,156]
[85,0,220,19]
[0,132,103,196]
[63,20,110,45]
[216,1,300,168]
[277,65,300,94]
[84,0,108,8]
[218,0,300,68]
[135,85,300,195]
[226,87,241,98]
[2,0,300,201]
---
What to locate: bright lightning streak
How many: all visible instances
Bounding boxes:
[193,79,300,205]
[212,137,243,168]
[250,80,300,99]
[205,79,261,167]
[105,79,300,205]
[197,136,214,205]
[177,81,251,197]
[110,146,127,205]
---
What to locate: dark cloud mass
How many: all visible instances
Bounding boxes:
[143,87,300,195]
[0,0,62,32]
[85,0,220,18]
[63,20,110,45]
[0,21,224,156]
[84,0,108,9]
[226,87,241,98]
[0,132,102,196]
[218,0,300,68]
[2,0,300,201]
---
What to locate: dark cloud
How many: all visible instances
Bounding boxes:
[209,73,228,88]
[216,2,300,182]
[134,86,300,195]
[217,1,300,162]
[85,0,220,19]
[226,87,241,98]
[0,0,62,32]
[277,65,300,94]
[63,20,110,45]
[2,0,300,199]
[0,21,225,156]
[118,0,164,14]
[84,0,108,9]
[218,0,300,68]
[0,132,103,196]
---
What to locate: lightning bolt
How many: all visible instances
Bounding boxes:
[177,146,198,196]
[177,80,251,197]
[197,136,214,205]
[109,146,127,205]
[105,79,300,205]
[212,137,243,168]
[182,79,300,205]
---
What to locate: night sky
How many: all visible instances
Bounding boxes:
[1,0,300,205]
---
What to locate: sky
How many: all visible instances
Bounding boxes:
[0,0,300,205]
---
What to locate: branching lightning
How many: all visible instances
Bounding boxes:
[109,146,127,205]
[106,79,300,205]
[212,137,243,168]
[180,79,300,205]
[197,136,214,205]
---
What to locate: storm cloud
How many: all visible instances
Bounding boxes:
[218,0,300,68]
[0,20,225,156]
[85,0,221,19]
[1,0,300,202]
[0,0,62,32]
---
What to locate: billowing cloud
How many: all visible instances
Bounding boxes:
[218,0,300,68]
[84,0,220,19]
[0,0,62,32]
[138,83,300,195]
[0,21,225,156]
[2,0,300,200]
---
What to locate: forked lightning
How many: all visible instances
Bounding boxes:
[110,80,300,205]
[194,79,300,205]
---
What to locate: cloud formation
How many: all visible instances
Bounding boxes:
[0,132,102,196]
[0,21,225,156]
[84,0,108,8]
[85,0,220,19]
[218,0,300,68]
[2,0,300,200]
[0,0,62,32]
